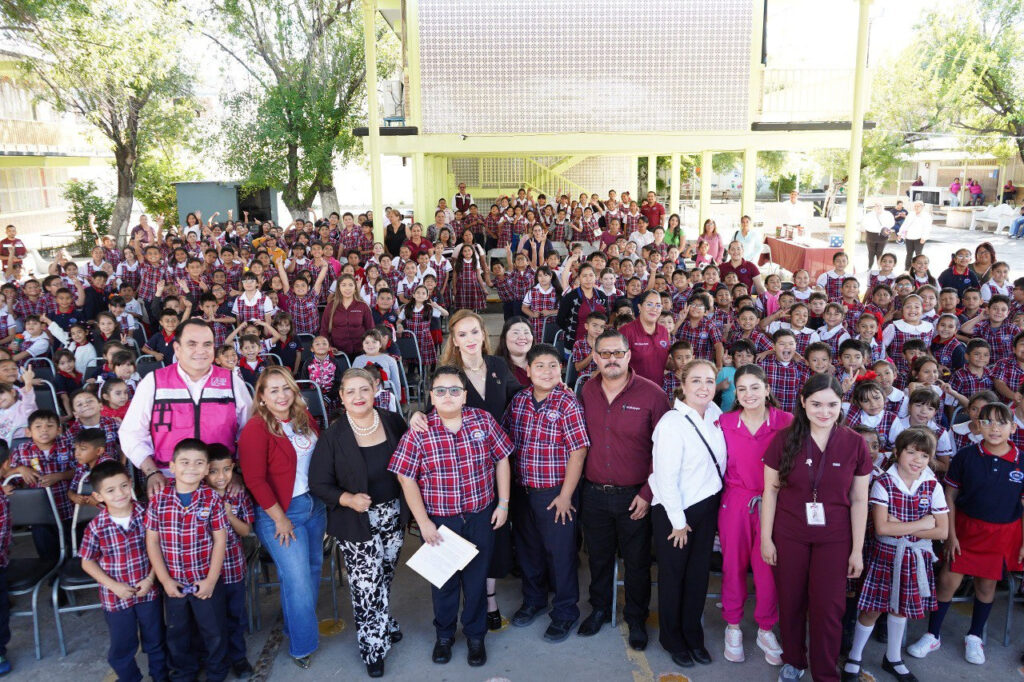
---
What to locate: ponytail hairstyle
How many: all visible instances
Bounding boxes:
[672,358,718,403]
[728,363,779,411]
[779,373,845,486]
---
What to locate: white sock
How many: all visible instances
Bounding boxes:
[845,621,874,671]
[886,614,910,674]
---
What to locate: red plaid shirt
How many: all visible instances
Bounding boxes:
[144,484,228,585]
[501,384,591,488]
[340,227,363,254]
[9,441,73,519]
[974,320,1022,364]
[493,274,518,303]
[727,327,774,354]
[464,213,485,237]
[675,317,723,361]
[758,355,811,413]
[710,307,735,334]
[68,452,115,503]
[842,299,866,335]
[40,291,57,316]
[949,366,994,398]
[280,291,320,336]
[484,214,502,241]
[13,294,47,319]
[57,417,122,463]
[214,488,254,585]
[570,337,597,379]
[623,212,641,235]
[389,407,513,517]
[0,492,9,568]
[510,268,535,301]
[177,276,208,305]
[496,217,515,248]
[79,502,157,612]
[137,262,166,300]
[994,357,1024,396]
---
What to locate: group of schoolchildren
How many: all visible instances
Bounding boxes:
[0,192,1022,679]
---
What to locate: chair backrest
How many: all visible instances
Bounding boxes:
[72,480,101,553]
[396,333,421,364]
[573,374,587,400]
[6,478,61,528]
[26,357,55,383]
[296,380,328,427]
[542,317,560,345]
[260,352,283,367]
[564,358,578,388]
[83,358,105,382]
[34,379,60,415]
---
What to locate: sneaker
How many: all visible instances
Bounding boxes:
[0,655,10,676]
[724,626,744,663]
[964,634,985,665]
[907,633,940,659]
[777,663,805,681]
[757,628,784,666]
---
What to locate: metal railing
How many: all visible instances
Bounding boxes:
[0,118,111,157]
[757,68,866,122]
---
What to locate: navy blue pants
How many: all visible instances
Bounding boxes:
[165,585,227,682]
[428,505,495,640]
[0,567,9,657]
[105,598,167,682]
[512,485,580,623]
[222,580,248,664]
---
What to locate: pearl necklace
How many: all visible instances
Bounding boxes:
[347,410,380,436]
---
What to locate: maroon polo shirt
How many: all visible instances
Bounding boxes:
[620,318,671,386]
[581,371,670,501]
[640,202,665,229]
[719,259,760,289]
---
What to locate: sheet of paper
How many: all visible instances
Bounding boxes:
[406,524,479,588]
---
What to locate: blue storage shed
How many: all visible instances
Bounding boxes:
[173,181,280,226]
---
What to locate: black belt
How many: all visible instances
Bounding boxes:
[522,484,561,493]
[585,480,642,494]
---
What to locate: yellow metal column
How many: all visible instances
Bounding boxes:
[364,0,385,240]
[647,155,657,195]
[413,152,427,223]
[699,150,713,229]
[843,0,874,260]
[742,148,757,218]
[670,153,681,219]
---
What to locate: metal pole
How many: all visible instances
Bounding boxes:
[699,150,713,230]
[670,153,681,223]
[364,0,385,241]
[843,0,873,261]
[742,148,757,219]
[647,155,657,196]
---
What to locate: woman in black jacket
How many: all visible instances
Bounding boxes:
[308,367,409,678]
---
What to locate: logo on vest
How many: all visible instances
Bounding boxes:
[1010,470,1024,483]
[545,411,558,422]
[471,429,485,441]
[918,498,930,509]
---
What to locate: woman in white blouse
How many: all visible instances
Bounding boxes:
[649,358,727,669]
[897,200,932,271]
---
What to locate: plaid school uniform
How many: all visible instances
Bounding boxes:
[816,324,850,362]
[623,212,641,236]
[857,468,947,619]
[401,306,438,366]
[116,262,140,291]
[570,337,596,380]
[501,384,591,488]
[675,317,723,361]
[215,489,254,585]
[389,407,514,516]
[710,307,735,335]
[464,214,485,238]
[932,336,966,373]
[493,273,517,304]
[523,284,558,340]
[453,259,486,311]
[949,366,993,399]
[550,219,572,243]
[974,320,1022,363]
[306,356,339,411]
[510,268,535,303]
[579,216,599,242]
[994,357,1024,396]
[483,214,502,243]
[758,355,811,413]
[884,321,934,378]
[233,292,268,324]
[79,503,159,612]
[495,217,514,249]
[819,272,845,302]
[381,268,401,293]
[846,408,897,452]
[143,484,228,586]
[68,453,115,503]
[953,423,986,452]
[9,441,74,519]
[13,294,47,319]
[662,371,681,399]
[787,327,819,357]
[340,227,363,254]
[868,271,896,291]
[137,262,165,301]
[281,291,319,336]
[842,300,866,335]
[727,327,775,355]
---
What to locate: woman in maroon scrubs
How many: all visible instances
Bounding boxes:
[760,373,872,682]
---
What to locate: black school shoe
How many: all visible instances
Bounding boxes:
[691,646,712,665]
[543,619,577,643]
[366,658,384,678]
[671,650,695,668]
[231,659,254,679]
[881,657,918,682]
[487,609,503,631]
[431,638,453,664]
[467,638,487,667]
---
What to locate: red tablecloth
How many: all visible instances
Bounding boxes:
[763,236,843,280]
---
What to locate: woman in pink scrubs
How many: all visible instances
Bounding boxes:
[718,365,792,665]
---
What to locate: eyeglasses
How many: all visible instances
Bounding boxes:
[596,350,628,359]
[979,419,1011,427]
[431,386,464,397]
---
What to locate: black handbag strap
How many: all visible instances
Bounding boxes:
[685,414,725,484]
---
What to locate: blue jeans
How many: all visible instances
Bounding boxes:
[1011,216,1024,238]
[254,492,326,658]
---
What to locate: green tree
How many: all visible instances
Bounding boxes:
[0,0,197,242]
[201,0,398,220]
[61,179,113,254]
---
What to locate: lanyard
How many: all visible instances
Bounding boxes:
[806,429,834,503]
[685,415,724,484]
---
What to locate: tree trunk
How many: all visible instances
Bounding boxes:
[319,180,340,218]
[110,146,137,247]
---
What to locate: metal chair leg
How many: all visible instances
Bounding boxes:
[1005,573,1016,647]
[51,580,67,657]
[32,581,43,660]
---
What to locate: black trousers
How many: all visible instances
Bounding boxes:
[429,505,495,641]
[222,580,248,664]
[904,238,924,270]
[580,481,651,625]
[165,585,228,682]
[652,494,720,654]
[105,598,166,682]
[512,485,580,623]
[864,231,888,271]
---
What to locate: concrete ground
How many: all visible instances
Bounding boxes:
[9,218,1024,681]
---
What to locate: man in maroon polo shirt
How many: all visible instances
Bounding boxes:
[577,328,670,651]
[619,290,671,385]
[640,191,665,230]
[718,239,765,293]
[0,224,27,274]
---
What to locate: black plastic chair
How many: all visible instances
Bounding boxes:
[52,479,103,656]
[136,355,163,380]
[34,379,61,417]
[296,380,329,429]
[25,358,55,384]
[249,535,340,631]
[82,358,105,383]
[395,332,423,406]
[4,476,64,659]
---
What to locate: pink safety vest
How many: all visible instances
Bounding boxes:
[150,364,238,465]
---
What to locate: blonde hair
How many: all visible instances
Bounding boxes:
[340,367,375,399]
[673,358,718,402]
[251,366,314,437]
[439,310,492,367]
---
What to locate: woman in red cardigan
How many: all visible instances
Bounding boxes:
[238,366,325,669]
[320,274,374,358]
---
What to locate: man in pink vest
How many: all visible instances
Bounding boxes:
[120,319,252,496]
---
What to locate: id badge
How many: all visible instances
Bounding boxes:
[805,502,826,526]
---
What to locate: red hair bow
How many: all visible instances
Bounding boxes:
[854,371,878,383]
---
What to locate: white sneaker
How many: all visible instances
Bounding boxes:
[907,633,941,659]
[724,626,744,663]
[757,628,784,666]
[964,634,985,664]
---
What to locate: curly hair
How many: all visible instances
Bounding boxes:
[250,366,313,437]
